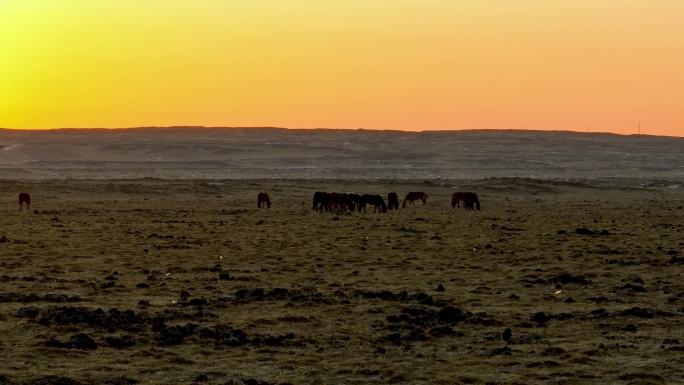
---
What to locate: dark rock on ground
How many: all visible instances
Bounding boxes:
[618,283,646,293]
[104,335,135,349]
[624,275,645,284]
[361,290,434,305]
[0,293,81,303]
[69,333,97,349]
[669,256,684,265]
[37,307,148,332]
[17,307,40,318]
[531,311,573,326]
[550,274,589,285]
[438,306,467,323]
[616,373,664,382]
[26,376,81,385]
[102,376,138,385]
[575,228,610,235]
[384,304,499,343]
[197,325,248,346]
[243,379,288,385]
[622,324,638,332]
[575,227,594,235]
[155,323,198,346]
[489,346,513,356]
[45,333,97,350]
[209,264,222,272]
[502,328,512,342]
[619,307,654,318]
[234,288,330,304]
[137,300,150,308]
[532,312,552,326]
[428,325,458,337]
[181,298,209,307]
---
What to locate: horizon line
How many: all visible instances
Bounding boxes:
[0,126,681,138]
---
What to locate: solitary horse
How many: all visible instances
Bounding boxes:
[387,192,399,210]
[402,192,428,208]
[19,192,31,211]
[452,192,480,210]
[257,192,271,208]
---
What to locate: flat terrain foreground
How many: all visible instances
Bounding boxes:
[0,179,683,385]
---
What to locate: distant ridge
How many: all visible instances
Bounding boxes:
[0,126,681,139]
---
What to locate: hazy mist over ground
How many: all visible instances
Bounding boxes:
[0,128,682,180]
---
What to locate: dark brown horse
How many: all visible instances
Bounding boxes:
[387,192,399,210]
[257,192,271,208]
[360,194,387,213]
[452,192,480,210]
[313,191,326,211]
[347,193,362,212]
[313,192,355,212]
[19,192,31,211]
[402,192,428,208]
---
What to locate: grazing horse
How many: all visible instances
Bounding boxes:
[360,194,387,213]
[452,192,480,210]
[313,192,355,212]
[402,191,428,208]
[257,192,271,208]
[347,193,362,212]
[387,192,400,210]
[18,192,31,211]
[313,191,327,211]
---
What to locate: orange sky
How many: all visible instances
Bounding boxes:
[1,1,682,136]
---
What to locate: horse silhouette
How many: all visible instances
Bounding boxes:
[347,193,362,212]
[313,192,355,212]
[313,191,325,211]
[452,192,480,210]
[360,194,387,213]
[19,192,31,211]
[257,192,271,208]
[387,192,400,210]
[402,192,428,208]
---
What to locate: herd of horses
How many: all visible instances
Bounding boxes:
[257,191,480,212]
[14,190,480,213]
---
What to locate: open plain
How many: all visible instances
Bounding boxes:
[0,177,683,385]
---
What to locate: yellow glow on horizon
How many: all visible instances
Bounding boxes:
[1,1,683,136]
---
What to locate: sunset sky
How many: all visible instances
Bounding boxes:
[1,1,682,136]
